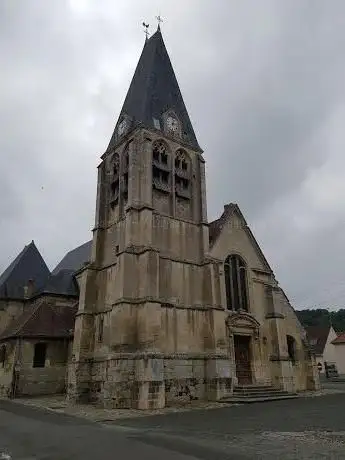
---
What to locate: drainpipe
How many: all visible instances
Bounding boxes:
[10,338,22,398]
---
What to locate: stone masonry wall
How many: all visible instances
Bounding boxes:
[85,354,233,409]
[14,339,70,397]
[0,340,16,397]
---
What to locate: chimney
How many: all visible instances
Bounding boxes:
[24,279,34,299]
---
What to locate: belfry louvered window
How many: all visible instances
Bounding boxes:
[224,255,248,311]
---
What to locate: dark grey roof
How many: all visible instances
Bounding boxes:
[37,269,79,297]
[0,241,50,300]
[0,301,78,341]
[107,28,200,152]
[52,240,92,275]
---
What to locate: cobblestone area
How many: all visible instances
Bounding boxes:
[9,395,231,422]
[4,381,345,428]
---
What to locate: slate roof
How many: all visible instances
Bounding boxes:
[305,326,331,355]
[0,302,77,341]
[107,27,200,152]
[0,241,50,300]
[35,269,79,297]
[52,240,92,275]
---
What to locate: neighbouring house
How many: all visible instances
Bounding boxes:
[0,302,76,397]
[331,332,345,377]
[0,240,87,397]
[305,325,340,375]
[0,26,320,407]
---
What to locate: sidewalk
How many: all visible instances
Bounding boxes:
[6,395,230,423]
[5,385,345,424]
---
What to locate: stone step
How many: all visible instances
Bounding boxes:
[221,394,299,404]
[234,385,276,391]
[234,386,282,393]
[233,390,290,398]
[235,384,273,390]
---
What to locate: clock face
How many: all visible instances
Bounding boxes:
[118,119,128,136]
[166,116,179,133]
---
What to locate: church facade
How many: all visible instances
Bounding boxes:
[0,27,319,407]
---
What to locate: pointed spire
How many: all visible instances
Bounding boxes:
[156,15,163,31]
[107,27,200,152]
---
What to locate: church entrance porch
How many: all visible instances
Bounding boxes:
[234,335,252,385]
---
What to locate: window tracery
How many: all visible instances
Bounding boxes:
[174,149,191,199]
[224,255,248,311]
[122,146,129,201]
[109,153,120,209]
[152,140,171,193]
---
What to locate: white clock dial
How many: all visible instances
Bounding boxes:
[166,116,179,133]
[118,119,128,136]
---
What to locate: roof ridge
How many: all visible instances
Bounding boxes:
[12,303,42,337]
[0,242,31,287]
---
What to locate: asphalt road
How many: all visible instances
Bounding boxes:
[1,389,345,459]
[0,400,196,460]
[114,391,345,459]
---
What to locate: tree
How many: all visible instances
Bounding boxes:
[295,308,345,333]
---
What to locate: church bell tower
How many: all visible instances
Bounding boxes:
[68,26,231,409]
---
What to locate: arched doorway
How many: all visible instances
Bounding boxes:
[226,312,261,386]
[233,335,252,384]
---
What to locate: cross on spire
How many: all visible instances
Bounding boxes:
[156,15,163,30]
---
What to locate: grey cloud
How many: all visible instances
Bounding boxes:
[1,0,345,308]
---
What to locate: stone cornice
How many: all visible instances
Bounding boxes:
[112,297,224,311]
[75,298,224,314]
[265,312,285,319]
[270,354,291,362]
[75,351,230,362]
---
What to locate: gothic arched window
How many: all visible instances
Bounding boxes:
[174,149,191,199]
[287,335,297,364]
[224,254,248,311]
[152,140,171,193]
[121,146,129,201]
[0,345,6,368]
[109,153,120,209]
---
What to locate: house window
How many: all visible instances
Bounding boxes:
[98,316,104,343]
[224,254,248,311]
[33,343,47,368]
[0,346,6,368]
[287,335,297,364]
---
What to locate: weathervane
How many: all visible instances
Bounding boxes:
[156,15,163,29]
[142,22,150,40]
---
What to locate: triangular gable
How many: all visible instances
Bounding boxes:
[277,288,307,339]
[0,241,50,300]
[209,203,273,273]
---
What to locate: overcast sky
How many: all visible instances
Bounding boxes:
[1,0,345,310]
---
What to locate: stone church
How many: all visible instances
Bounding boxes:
[0,26,319,407]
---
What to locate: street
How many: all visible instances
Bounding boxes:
[0,400,195,460]
[1,388,345,459]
